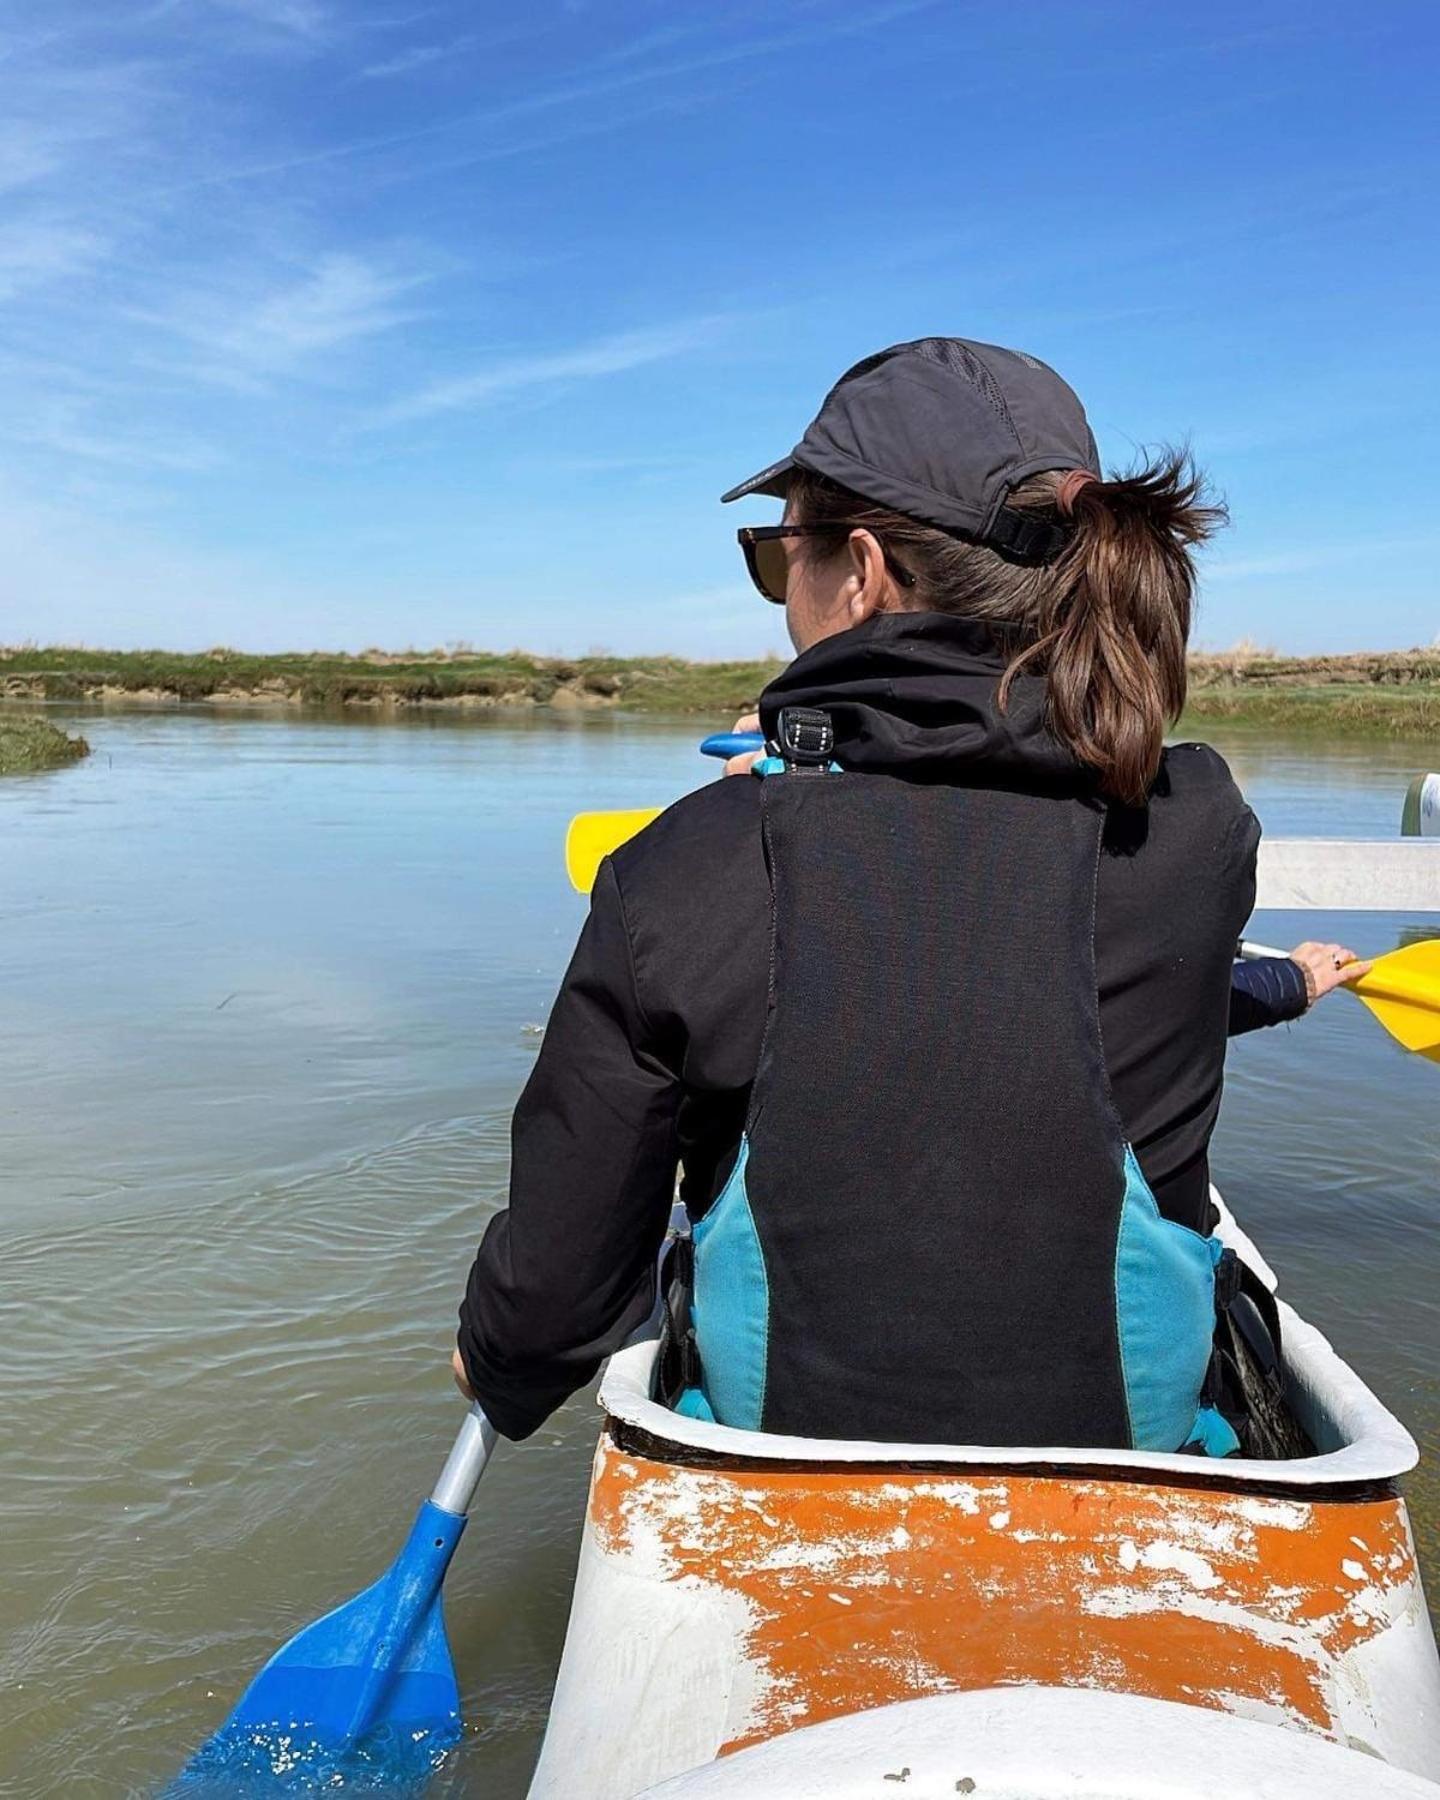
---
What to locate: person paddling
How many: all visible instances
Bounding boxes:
[453,336,1367,1454]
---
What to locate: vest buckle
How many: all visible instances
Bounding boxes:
[777,706,835,770]
[1213,1246,1242,1315]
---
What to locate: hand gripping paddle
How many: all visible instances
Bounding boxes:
[1242,940,1440,1063]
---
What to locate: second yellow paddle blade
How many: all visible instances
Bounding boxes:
[565,808,662,894]
[1352,939,1440,1061]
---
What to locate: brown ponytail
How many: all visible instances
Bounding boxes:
[787,452,1226,806]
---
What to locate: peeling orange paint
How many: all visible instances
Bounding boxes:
[588,1436,1419,1752]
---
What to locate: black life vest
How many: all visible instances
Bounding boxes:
[677,710,1237,1454]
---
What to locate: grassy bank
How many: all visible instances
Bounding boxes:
[1181,648,1440,737]
[0,713,90,775]
[4,643,1440,733]
[1180,685,1440,737]
[0,645,785,715]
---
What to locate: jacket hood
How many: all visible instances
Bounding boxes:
[759,611,1085,790]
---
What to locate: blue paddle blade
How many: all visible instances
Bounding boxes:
[179,1500,467,1791]
[699,732,764,759]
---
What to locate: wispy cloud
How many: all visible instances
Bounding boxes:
[386,90,696,186]
[0,122,67,192]
[0,58,161,195]
[0,219,105,299]
[359,38,465,79]
[471,0,944,135]
[587,18,718,69]
[146,0,942,198]
[370,315,737,427]
[205,0,331,41]
[0,15,472,526]
[9,402,219,474]
[135,253,436,389]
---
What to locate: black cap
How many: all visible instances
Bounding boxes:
[721,336,1100,564]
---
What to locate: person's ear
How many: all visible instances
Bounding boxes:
[846,530,890,624]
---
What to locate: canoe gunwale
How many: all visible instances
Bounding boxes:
[603,1413,1405,1506]
[601,1305,1419,1490]
[599,1190,1419,1491]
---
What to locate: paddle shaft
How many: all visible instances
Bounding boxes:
[430,1401,498,1515]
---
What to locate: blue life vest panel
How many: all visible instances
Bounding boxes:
[684,756,1236,1454]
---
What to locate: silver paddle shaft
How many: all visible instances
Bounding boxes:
[429,1401,498,1516]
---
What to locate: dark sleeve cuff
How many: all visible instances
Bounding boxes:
[455,1301,591,1443]
[1228,956,1309,1036]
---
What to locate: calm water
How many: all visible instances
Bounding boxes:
[1,707,1437,1798]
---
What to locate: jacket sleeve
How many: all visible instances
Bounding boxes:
[457,857,682,1440]
[1228,956,1310,1036]
[1217,795,1310,1038]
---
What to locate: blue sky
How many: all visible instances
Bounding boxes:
[1,0,1436,658]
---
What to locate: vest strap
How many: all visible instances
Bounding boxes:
[1213,1246,1242,1316]
[776,706,836,772]
[654,1235,702,1407]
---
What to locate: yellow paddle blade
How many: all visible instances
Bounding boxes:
[565,808,662,894]
[1351,940,1440,1061]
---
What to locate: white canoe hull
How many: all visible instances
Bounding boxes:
[530,1199,1440,1797]
[638,1687,1440,1797]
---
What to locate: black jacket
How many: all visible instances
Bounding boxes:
[459,613,1268,1440]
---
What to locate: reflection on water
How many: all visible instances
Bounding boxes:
[1,707,1437,1797]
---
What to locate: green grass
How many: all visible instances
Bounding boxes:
[1180,650,1440,735]
[1181,683,1440,737]
[0,713,90,775]
[0,645,786,714]
[6,643,1440,734]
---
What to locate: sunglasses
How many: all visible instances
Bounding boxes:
[737,524,918,605]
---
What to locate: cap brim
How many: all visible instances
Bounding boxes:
[720,455,797,505]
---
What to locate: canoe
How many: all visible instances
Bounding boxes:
[638,1689,1440,1797]
[529,1198,1440,1798]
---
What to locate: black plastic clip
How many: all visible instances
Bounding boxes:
[1213,1246,1242,1316]
[986,506,1072,566]
[777,706,835,772]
